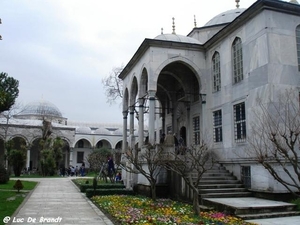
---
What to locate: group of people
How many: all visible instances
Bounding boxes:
[107,156,122,182]
[59,161,86,177]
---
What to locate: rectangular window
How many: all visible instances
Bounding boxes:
[193,116,200,145]
[213,110,222,142]
[234,102,246,142]
[77,152,84,163]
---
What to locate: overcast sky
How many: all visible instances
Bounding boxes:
[0,0,259,124]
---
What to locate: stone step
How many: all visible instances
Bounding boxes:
[238,211,300,220]
[198,183,244,189]
[202,197,298,220]
[200,192,253,198]
[199,188,247,194]
[202,173,233,177]
[201,176,237,180]
[199,179,241,184]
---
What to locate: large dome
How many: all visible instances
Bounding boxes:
[154,34,201,44]
[21,100,63,117]
[205,8,246,26]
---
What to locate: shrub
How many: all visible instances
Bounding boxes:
[0,163,9,184]
[13,179,24,192]
[79,183,125,193]
[291,198,300,211]
[7,149,26,177]
[86,188,135,198]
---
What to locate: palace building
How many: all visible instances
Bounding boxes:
[119,0,300,194]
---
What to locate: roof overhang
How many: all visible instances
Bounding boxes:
[118,38,203,80]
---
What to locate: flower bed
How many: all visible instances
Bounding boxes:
[91,195,257,225]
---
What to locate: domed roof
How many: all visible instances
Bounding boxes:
[94,127,111,135]
[154,33,201,44]
[76,127,91,134]
[205,8,246,26]
[21,100,63,117]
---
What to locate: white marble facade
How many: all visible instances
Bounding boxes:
[119,0,300,193]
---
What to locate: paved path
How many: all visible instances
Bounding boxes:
[6,178,114,225]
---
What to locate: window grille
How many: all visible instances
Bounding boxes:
[213,110,222,142]
[234,102,246,142]
[241,166,251,189]
[232,37,243,83]
[77,152,84,163]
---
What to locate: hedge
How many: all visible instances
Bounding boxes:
[80,183,125,193]
[86,188,135,198]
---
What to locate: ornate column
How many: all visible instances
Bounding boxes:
[69,148,73,167]
[122,110,128,153]
[148,90,156,144]
[138,98,144,148]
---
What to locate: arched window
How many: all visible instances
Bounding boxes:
[212,52,221,92]
[232,37,243,83]
[296,25,300,71]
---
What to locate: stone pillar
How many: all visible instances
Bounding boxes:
[129,106,135,149]
[186,104,191,147]
[138,98,144,148]
[122,110,128,153]
[148,90,156,144]
[69,148,73,167]
[26,149,30,170]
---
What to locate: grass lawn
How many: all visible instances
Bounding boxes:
[0,180,37,222]
[91,195,258,225]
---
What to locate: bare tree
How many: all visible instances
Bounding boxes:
[123,144,165,200]
[102,66,124,105]
[164,140,217,215]
[246,89,300,197]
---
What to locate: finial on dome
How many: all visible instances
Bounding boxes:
[235,0,240,8]
[194,15,197,27]
[161,28,163,35]
[172,17,176,34]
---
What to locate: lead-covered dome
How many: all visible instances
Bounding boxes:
[21,100,62,117]
[14,100,67,124]
[154,34,201,44]
[205,8,246,26]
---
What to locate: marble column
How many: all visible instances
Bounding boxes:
[26,149,30,170]
[122,110,128,153]
[138,98,144,148]
[148,90,156,144]
[129,106,135,149]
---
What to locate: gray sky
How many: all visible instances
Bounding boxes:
[0,0,257,124]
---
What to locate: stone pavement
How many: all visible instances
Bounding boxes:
[6,177,114,225]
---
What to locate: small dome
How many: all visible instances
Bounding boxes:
[205,8,246,26]
[113,128,123,135]
[154,34,201,44]
[289,0,299,4]
[76,127,91,134]
[94,127,111,135]
[21,100,62,117]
